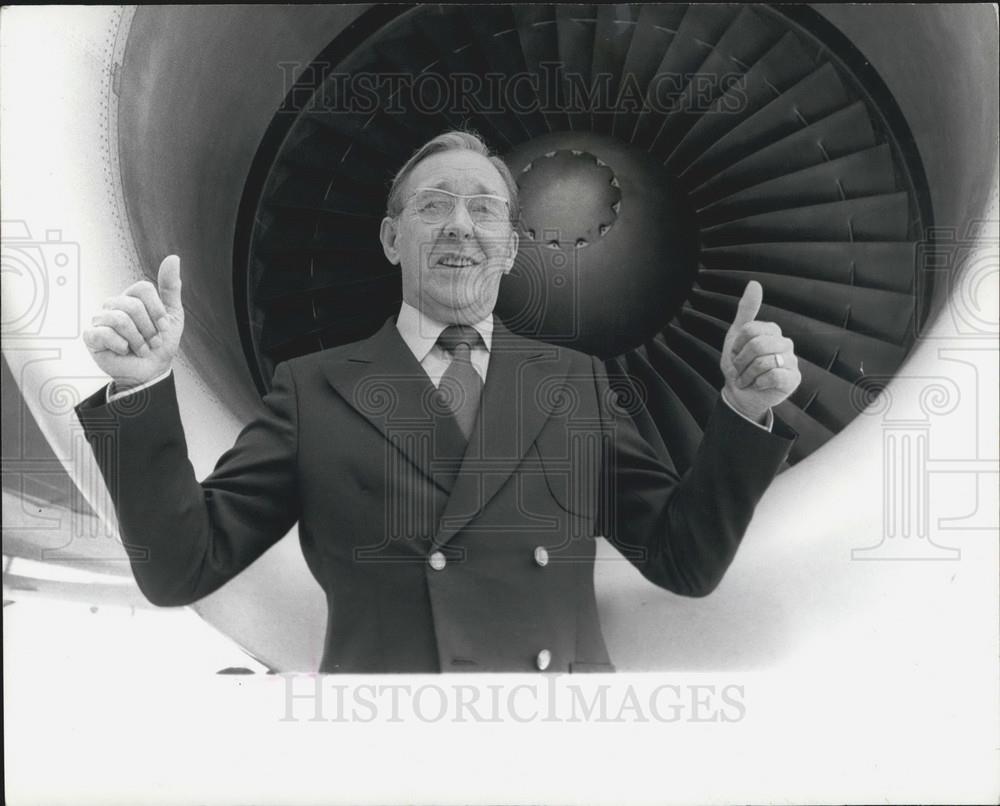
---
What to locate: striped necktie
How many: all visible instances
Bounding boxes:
[436,325,483,440]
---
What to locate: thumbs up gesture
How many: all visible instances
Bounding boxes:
[720,281,801,423]
[83,255,185,391]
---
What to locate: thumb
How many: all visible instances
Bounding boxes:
[730,280,763,332]
[157,254,183,316]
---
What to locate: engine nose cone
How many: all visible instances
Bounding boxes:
[498,131,698,356]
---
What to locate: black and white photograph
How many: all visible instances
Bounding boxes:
[2,4,998,804]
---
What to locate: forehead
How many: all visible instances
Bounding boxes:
[404,150,509,198]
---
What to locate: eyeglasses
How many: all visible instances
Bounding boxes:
[404,188,511,230]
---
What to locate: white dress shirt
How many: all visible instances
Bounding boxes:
[394,301,492,388]
[106,367,173,403]
[106,302,770,431]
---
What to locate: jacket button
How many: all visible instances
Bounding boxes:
[536,649,551,671]
[428,551,447,571]
[533,546,549,567]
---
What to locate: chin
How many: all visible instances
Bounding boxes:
[430,294,497,324]
[425,280,498,321]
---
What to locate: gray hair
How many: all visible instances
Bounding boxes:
[385,130,520,223]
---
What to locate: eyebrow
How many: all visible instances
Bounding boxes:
[425,179,504,197]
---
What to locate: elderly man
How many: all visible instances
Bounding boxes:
[77,130,800,673]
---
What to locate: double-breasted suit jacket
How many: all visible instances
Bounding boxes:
[75,316,795,673]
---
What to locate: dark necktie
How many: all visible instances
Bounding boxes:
[436,325,484,440]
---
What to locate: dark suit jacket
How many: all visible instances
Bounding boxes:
[75,316,795,673]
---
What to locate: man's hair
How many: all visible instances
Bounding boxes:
[385,130,520,223]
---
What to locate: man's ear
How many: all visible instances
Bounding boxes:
[380,216,401,265]
[503,228,519,274]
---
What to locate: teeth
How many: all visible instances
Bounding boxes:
[440,257,476,267]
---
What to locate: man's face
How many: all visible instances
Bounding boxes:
[379,150,519,325]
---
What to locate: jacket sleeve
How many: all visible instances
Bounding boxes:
[74,362,301,606]
[591,355,796,597]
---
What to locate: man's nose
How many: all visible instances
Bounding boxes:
[441,198,475,239]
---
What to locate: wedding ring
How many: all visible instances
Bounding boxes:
[774,353,784,369]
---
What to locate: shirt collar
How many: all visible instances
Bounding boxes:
[396,301,494,363]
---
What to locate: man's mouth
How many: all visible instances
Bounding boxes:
[436,255,481,269]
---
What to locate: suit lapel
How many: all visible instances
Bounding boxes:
[433,320,569,549]
[321,317,467,493]
[321,316,572,540]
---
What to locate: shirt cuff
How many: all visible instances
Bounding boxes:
[721,388,773,433]
[106,368,173,404]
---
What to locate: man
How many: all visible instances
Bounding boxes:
[77,131,800,673]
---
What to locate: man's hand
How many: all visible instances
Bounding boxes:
[720,281,801,423]
[82,255,184,391]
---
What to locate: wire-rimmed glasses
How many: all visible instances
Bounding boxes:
[404,187,511,230]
